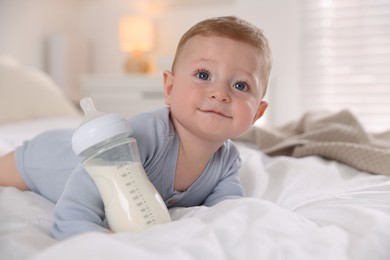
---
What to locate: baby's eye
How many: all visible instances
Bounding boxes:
[195,70,210,81]
[233,81,248,91]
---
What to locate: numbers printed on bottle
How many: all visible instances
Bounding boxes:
[122,162,159,225]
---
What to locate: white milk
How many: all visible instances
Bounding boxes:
[84,160,171,232]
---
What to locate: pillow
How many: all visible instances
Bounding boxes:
[0,56,80,123]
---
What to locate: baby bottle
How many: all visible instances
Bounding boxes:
[72,97,171,232]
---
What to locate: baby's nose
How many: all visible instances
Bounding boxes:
[208,85,230,102]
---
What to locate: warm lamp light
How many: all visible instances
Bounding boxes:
[119,16,155,74]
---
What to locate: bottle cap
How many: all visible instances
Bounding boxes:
[72,97,132,155]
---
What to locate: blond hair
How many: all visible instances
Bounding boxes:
[171,16,272,92]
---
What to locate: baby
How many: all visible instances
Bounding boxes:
[0,16,272,239]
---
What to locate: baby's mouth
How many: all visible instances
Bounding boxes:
[198,108,232,119]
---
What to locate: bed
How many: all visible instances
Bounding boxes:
[1,57,390,260]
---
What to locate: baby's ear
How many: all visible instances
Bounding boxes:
[253,101,268,123]
[163,70,174,106]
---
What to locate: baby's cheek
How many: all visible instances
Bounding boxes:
[236,118,255,136]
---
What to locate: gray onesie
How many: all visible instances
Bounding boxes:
[15,107,244,239]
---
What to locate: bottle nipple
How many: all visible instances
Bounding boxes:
[72,97,132,156]
[79,97,105,125]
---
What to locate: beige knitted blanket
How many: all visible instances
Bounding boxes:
[235,110,390,176]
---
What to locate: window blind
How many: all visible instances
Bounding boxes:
[301,0,390,132]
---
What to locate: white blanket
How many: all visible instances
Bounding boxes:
[1,118,390,260]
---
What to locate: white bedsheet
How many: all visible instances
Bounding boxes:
[1,118,390,260]
[0,116,81,155]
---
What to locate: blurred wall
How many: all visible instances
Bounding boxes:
[0,0,302,126]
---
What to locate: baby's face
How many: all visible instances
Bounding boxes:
[164,35,267,144]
